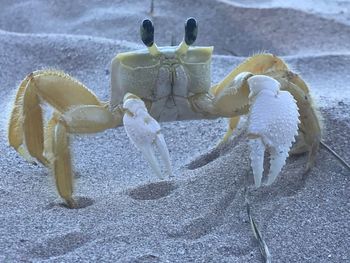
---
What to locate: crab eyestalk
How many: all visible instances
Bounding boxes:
[140,19,160,56]
[176,17,198,55]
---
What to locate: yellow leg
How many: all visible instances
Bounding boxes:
[209,54,321,171]
[44,113,60,165]
[8,76,28,149]
[282,72,321,170]
[212,53,289,96]
[220,116,240,144]
[268,71,321,170]
[8,70,124,207]
[31,70,102,111]
[22,74,49,166]
[212,72,252,117]
[62,105,122,134]
[9,70,104,164]
[8,75,37,164]
[52,120,75,208]
[210,54,291,143]
[49,105,122,208]
[289,132,308,155]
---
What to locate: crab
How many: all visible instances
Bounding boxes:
[8,18,321,208]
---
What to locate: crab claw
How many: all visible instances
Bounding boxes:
[247,75,299,187]
[122,93,173,179]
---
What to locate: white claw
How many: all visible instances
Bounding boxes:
[138,145,163,179]
[155,133,173,177]
[266,148,290,185]
[249,138,265,187]
[122,93,173,179]
[247,75,299,186]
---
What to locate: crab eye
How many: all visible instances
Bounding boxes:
[185,17,198,45]
[140,19,154,47]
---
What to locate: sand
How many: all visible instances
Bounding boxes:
[0,0,349,262]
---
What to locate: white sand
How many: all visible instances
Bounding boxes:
[0,1,349,262]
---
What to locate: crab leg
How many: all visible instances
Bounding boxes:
[48,105,122,207]
[22,74,49,166]
[44,113,60,164]
[52,119,74,208]
[9,70,103,164]
[62,105,122,133]
[123,93,173,179]
[8,75,29,151]
[220,116,241,144]
[266,71,321,171]
[8,70,123,207]
[8,75,34,162]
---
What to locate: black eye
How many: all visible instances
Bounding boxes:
[185,17,198,45]
[140,19,154,47]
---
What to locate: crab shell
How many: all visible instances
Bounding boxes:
[110,46,213,121]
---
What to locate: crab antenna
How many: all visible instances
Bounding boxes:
[176,17,198,55]
[140,19,160,56]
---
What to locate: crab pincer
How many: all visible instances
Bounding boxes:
[122,93,173,179]
[246,75,300,187]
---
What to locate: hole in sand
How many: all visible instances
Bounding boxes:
[128,181,177,200]
[46,196,94,209]
[62,196,94,209]
[133,254,160,262]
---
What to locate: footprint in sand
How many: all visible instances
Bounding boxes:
[128,181,177,201]
[29,232,91,259]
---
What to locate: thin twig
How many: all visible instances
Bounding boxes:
[223,48,239,56]
[171,34,176,46]
[245,186,272,263]
[149,0,154,16]
[320,140,350,172]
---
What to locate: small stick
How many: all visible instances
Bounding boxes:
[171,34,176,46]
[149,0,154,16]
[244,186,272,263]
[223,48,239,56]
[320,140,350,172]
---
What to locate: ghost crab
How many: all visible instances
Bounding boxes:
[8,18,321,208]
